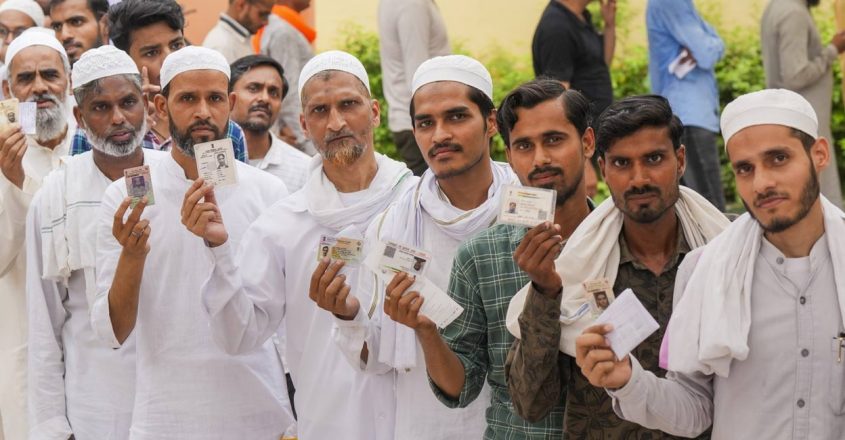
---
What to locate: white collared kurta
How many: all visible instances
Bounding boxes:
[90,152,294,440]
[248,132,311,192]
[609,234,844,439]
[0,122,74,440]
[25,150,165,439]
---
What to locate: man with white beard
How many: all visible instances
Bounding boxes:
[325,55,512,439]
[90,46,293,439]
[197,50,417,439]
[0,27,74,440]
[26,45,162,440]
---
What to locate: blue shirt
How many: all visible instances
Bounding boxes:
[646,0,724,132]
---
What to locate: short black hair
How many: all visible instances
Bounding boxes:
[49,0,109,19]
[496,79,591,147]
[593,95,684,157]
[229,55,288,98]
[409,83,495,125]
[790,128,815,151]
[108,0,185,52]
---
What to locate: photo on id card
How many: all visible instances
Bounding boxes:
[0,98,18,131]
[194,138,238,187]
[317,235,364,265]
[582,277,616,317]
[124,165,155,208]
[378,241,431,278]
[497,185,556,227]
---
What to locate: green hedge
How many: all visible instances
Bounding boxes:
[337,5,845,206]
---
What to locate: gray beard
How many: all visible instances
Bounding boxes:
[34,99,69,144]
[86,118,148,158]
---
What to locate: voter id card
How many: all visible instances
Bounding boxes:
[194,138,238,187]
[124,165,155,208]
[316,235,364,265]
[582,277,616,318]
[374,240,431,278]
[497,185,556,227]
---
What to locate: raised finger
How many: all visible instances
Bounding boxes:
[309,258,331,301]
[181,179,209,218]
[524,235,563,268]
[386,271,407,293]
[514,222,550,258]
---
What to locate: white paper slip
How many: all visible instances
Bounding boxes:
[667,49,696,80]
[594,288,659,360]
[497,185,556,227]
[408,276,465,328]
[194,138,238,187]
[19,102,36,135]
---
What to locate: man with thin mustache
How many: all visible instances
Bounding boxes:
[505,95,729,438]
[48,0,108,66]
[0,28,75,440]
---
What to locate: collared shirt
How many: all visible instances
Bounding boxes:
[610,234,844,439]
[646,0,723,132]
[433,223,565,439]
[0,123,74,440]
[532,1,613,118]
[90,154,293,439]
[378,0,451,132]
[25,150,164,439]
[202,13,253,64]
[70,122,250,163]
[507,224,705,439]
[248,132,311,192]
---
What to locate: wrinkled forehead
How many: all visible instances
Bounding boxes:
[301,70,369,104]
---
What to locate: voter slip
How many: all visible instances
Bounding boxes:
[497,185,556,227]
[195,138,238,187]
[594,288,659,360]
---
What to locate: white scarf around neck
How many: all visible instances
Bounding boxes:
[662,196,845,377]
[505,186,730,356]
[376,161,516,369]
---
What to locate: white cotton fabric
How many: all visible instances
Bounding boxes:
[300,152,413,230]
[26,150,164,439]
[247,132,311,192]
[376,162,516,369]
[411,55,493,100]
[298,50,370,99]
[90,154,294,439]
[159,46,230,89]
[721,88,818,146]
[0,0,44,27]
[505,186,730,356]
[663,196,845,377]
[5,27,67,67]
[71,45,139,89]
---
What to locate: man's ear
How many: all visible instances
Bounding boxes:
[676,144,687,178]
[73,105,85,130]
[370,98,381,127]
[229,91,237,112]
[98,14,109,43]
[597,155,607,181]
[582,127,596,160]
[810,137,831,172]
[154,93,168,121]
[2,79,10,99]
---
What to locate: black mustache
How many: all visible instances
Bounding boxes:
[527,166,563,181]
[754,190,788,206]
[624,185,661,199]
[249,104,271,114]
[428,142,462,157]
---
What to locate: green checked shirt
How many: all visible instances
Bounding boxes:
[429,223,565,439]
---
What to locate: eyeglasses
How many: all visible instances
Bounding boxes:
[0,27,27,40]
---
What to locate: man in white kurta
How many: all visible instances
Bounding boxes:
[328,55,508,440]
[89,46,293,440]
[199,51,416,440]
[0,28,75,440]
[576,89,845,439]
[26,46,160,439]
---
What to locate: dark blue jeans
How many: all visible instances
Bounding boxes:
[681,126,725,211]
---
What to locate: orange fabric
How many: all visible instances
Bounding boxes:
[252,5,317,53]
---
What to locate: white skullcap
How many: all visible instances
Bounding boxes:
[298,50,370,99]
[72,45,139,89]
[412,55,494,101]
[721,88,818,148]
[5,27,67,67]
[160,46,230,89]
[0,0,45,27]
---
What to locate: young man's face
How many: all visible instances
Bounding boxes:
[506,98,593,206]
[230,65,284,134]
[157,70,231,156]
[127,21,186,89]
[728,124,828,233]
[237,0,274,34]
[411,81,496,180]
[599,126,685,224]
[50,0,106,65]
[0,10,36,62]
[300,71,379,166]
[75,75,147,157]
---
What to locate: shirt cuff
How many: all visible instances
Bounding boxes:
[521,284,563,327]
[202,240,238,316]
[90,293,123,349]
[331,308,369,370]
[607,355,645,400]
